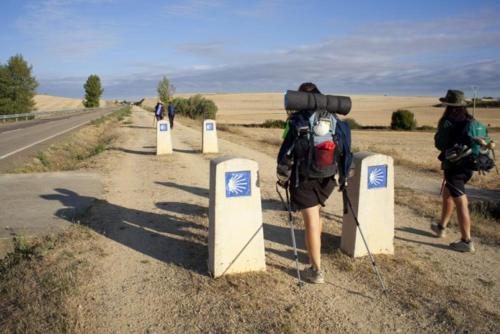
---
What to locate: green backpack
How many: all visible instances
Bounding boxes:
[435,118,496,172]
[468,120,496,172]
[468,119,491,156]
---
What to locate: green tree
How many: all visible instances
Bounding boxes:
[171,95,217,120]
[391,109,417,131]
[83,74,103,108]
[0,54,38,115]
[157,76,175,104]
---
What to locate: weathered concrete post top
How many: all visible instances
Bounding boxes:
[209,156,266,277]
[341,152,394,257]
[156,120,173,155]
[202,119,218,153]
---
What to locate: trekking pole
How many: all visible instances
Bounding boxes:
[343,189,388,295]
[276,182,304,287]
[492,148,499,174]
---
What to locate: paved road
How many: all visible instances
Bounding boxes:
[0,172,102,255]
[0,107,118,171]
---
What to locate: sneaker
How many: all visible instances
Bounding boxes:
[303,266,325,284]
[430,223,447,238]
[449,239,475,253]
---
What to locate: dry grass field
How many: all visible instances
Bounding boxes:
[180,121,498,190]
[33,94,115,111]
[34,94,84,111]
[144,93,500,127]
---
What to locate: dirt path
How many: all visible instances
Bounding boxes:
[395,165,500,202]
[72,108,499,333]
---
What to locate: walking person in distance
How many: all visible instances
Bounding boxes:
[168,100,176,129]
[154,100,164,122]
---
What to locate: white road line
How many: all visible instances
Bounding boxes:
[0,120,91,160]
[0,128,22,135]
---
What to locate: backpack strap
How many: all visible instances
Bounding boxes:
[334,116,353,180]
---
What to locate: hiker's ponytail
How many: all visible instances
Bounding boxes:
[440,106,472,123]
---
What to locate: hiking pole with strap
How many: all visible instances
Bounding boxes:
[276,182,304,287]
[342,189,388,295]
[491,148,499,174]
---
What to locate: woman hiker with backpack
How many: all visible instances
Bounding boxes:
[432,89,495,253]
[276,82,349,283]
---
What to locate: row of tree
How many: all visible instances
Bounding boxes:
[0,54,214,118]
[0,54,104,115]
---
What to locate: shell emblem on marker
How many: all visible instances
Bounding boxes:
[367,165,387,189]
[225,171,251,197]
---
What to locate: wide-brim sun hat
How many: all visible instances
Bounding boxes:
[439,89,467,106]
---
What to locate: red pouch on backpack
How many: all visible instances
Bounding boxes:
[315,141,335,167]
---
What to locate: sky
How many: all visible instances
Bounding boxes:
[1,0,500,99]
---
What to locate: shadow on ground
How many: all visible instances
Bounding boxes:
[123,125,153,130]
[111,147,156,155]
[40,188,371,282]
[173,148,200,154]
[156,181,284,212]
[41,188,208,274]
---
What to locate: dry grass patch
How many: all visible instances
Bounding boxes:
[0,226,101,333]
[396,187,500,245]
[327,245,499,332]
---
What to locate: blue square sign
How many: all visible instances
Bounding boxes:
[367,165,388,189]
[225,171,251,198]
[206,122,214,131]
[160,123,169,132]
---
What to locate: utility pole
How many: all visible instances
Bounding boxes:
[471,86,479,117]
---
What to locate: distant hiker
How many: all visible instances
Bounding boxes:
[154,100,164,121]
[168,101,176,129]
[276,82,352,283]
[432,89,496,253]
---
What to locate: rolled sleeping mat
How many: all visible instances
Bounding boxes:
[284,90,351,115]
[326,94,352,115]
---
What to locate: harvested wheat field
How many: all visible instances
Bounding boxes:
[34,94,84,111]
[144,93,500,127]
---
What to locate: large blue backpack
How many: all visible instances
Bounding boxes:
[289,110,352,182]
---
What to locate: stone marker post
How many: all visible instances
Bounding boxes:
[341,152,394,257]
[202,119,218,153]
[209,157,266,277]
[156,120,173,155]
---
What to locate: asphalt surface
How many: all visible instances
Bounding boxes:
[0,108,118,171]
[0,172,102,243]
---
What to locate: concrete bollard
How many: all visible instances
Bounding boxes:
[341,152,394,257]
[156,120,173,155]
[208,157,266,277]
[202,119,218,153]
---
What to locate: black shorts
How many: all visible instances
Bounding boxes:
[444,166,473,198]
[290,177,336,211]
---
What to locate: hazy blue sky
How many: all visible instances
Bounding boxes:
[1,0,500,99]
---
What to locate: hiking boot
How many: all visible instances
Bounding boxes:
[449,239,475,253]
[430,223,447,238]
[303,267,325,284]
